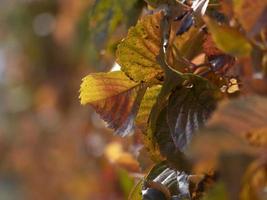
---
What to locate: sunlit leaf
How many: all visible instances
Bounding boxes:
[128,179,143,200]
[116,12,163,82]
[204,17,252,57]
[136,85,162,130]
[117,168,135,198]
[79,71,146,136]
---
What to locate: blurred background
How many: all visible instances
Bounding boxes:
[0,0,146,199]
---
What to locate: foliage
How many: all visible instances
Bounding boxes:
[80,0,267,199]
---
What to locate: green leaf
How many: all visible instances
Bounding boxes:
[116,12,163,82]
[117,168,135,199]
[128,179,143,200]
[204,17,252,57]
[79,71,146,136]
[136,85,162,130]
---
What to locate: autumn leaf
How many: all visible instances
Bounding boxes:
[189,96,267,173]
[204,17,252,57]
[116,11,163,82]
[206,96,267,140]
[136,85,162,130]
[79,71,146,136]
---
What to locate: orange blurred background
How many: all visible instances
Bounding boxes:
[0,0,144,199]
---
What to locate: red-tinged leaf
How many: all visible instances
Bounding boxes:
[206,96,267,139]
[189,96,267,171]
[79,71,146,136]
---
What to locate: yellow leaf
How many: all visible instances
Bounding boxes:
[79,71,138,105]
[116,12,163,82]
[79,71,146,136]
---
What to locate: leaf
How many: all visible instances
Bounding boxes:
[189,96,267,171]
[117,169,135,199]
[148,72,219,168]
[79,71,146,136]
[116,12,163,82]
[204,17,252,57]
[142,162,191,199]
[176,13,195,36]
[207,96,267,139]
[233,0,267,37]
[167,74,220,152]
[128,179,143,200]
[136,85,162,130]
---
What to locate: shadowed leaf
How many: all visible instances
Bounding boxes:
[204,17,252,57]
[79,71,146,136]
[167,75,219,151]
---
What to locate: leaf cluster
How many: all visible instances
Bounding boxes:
[80,0,267,199]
